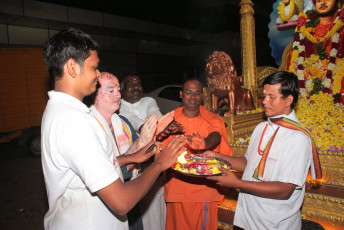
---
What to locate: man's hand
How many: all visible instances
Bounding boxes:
[156,120,184,141]
[186,132,206,150]
[156,111,174,135]
[117,141,162,167]
[140,114,158,144]
[154,136,186,171]
[202,150,219,159]
[130,141,161,164]
[206,166,241,188]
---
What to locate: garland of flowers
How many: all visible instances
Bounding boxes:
[332,58,344,94]
[291,4,344,95]
[290,53,344,97]
[299,13,344,44]
[278,0,295,22]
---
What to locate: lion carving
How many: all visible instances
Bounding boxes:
[205,51,255,116]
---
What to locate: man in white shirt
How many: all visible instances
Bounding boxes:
[119,74,166,230]
[119,74,172,230]
[120,74,163,132]
[204,71,322,230]
[89,71,170,230]
[41,27,185,230]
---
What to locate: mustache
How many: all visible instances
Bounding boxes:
[130,89,141,93]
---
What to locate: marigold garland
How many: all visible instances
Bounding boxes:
[333,59,344,94]
[278,0,295,22]
[289,54,344,96]
[289,4,344,97]
[299,18,344,44]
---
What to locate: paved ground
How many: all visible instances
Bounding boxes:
[0,143,47,230]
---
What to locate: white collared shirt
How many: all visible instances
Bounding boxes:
[234,110,312,230]
[42,91,128,230]
[119,97,162,132]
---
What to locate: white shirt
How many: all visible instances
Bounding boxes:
[41,91,128,230]
[234,110,312,230]
[119,97,162,132]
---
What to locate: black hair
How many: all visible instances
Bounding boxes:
[263,71,299,109]
[43,27,99,82]
[182,78,203,91]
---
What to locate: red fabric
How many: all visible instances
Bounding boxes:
[165,202,218,230]
[164,106,232,203]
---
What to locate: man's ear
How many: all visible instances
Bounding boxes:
[286,95,294,107]
[180,90,183,98]
[66,58,80,78]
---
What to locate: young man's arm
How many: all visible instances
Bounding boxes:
[203,151,247,172]
[207,168,296,199]
[206,132,312,200]
[204,154,294,199]
[97,136,186,215]
[116,141,156,167]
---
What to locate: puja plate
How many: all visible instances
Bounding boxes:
[171,154,231,177]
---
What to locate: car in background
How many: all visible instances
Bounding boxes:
[145,85,182,114]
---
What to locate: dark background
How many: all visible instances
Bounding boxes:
[38,0,277,82]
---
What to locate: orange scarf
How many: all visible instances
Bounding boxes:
[253,117,322,180]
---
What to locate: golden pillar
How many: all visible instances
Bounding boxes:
[240,0,258,108]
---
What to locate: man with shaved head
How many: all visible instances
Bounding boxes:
[163,79,233,230]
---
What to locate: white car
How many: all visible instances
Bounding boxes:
[145,85,182,114]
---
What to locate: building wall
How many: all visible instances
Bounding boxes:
[0,0,274,92]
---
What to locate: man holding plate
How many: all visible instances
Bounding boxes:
[204,71,322,229]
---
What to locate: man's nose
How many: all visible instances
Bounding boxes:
[96,70,101,80]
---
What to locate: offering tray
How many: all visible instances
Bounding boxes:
[171,154,231,177]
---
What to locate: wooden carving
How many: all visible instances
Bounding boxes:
[205,51,255,116]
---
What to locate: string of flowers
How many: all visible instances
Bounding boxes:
[278,0,295,22]
[290,4,344,95]
[290,53,344,97]
[332,58,344,94]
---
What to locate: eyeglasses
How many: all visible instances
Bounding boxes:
[183,90,202,96]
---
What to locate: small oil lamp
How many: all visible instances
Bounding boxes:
[177,151,188,164]
[309,179,321,189]
[306,174,321,189]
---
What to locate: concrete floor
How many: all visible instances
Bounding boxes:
[0,143,47,230]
